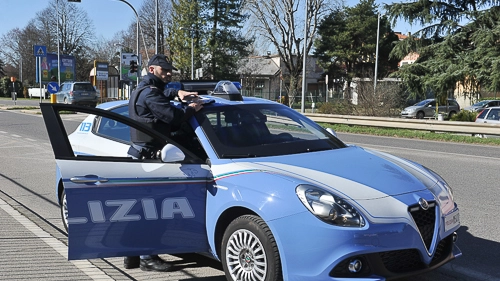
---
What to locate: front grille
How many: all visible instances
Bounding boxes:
[430,234,453,266]
[380,249,426,273]
[330,234,455,278]
[409,203,436,251]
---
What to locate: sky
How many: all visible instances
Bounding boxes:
[1,0,145,40]
[1,0,419,42]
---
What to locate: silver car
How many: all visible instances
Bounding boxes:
[56,82,99,107]
[464,100,500,112]
[474,106,500,138]
[401,98,460,119]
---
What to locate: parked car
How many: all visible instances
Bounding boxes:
[401,98,460,119]
[464,99,500,112]
[55,81,98,107]
[473,106,500,138]
[40,81,461,281]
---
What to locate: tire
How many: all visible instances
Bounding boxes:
[416,111,425,119]
[60,190,68,233]
[448,111,457,119]
[64,97,69,104]
[221,215,282,281]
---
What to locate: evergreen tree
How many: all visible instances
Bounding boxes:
[314,0,399,89]
[201,0,253,80]
[0,59,5,77]
[168,0,205,80]
[386,1,500,101]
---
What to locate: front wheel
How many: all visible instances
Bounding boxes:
[60,189,68,233]
[416,111,425,119]
[221,215,282,281]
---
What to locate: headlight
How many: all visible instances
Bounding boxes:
[424,166,454,201]
[296,185,365,227]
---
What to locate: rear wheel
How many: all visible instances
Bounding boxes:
[60,190,68,232]
[448,111,457,119]
[221,215,282,281]
[63,97,69,104]
[416,111,425,119]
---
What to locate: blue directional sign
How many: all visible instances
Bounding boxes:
[47,82,60,94]
[34,45,47,57]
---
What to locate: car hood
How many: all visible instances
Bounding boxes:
[229,146,438,200]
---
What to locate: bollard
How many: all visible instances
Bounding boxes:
[51,94,57,103]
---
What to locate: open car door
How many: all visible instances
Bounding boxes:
[40,103,211,260]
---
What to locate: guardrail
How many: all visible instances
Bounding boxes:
[305,113,500,136]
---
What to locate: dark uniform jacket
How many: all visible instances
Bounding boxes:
[128,73,196,157]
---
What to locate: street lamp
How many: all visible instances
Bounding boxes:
[116,0,141,82]
[301,0,309,113]
[180,27,195,80]
[374,12,383,93]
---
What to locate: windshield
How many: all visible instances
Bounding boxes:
[197,104,346,159]
[473,101,488,107]
[414,100,432,106]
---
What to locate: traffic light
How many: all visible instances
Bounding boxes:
[130,60,137,73]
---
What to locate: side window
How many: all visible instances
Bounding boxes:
[95,105,130,143]
[477,109,489,119]
[487,109,500,120]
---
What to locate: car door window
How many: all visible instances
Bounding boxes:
[487,109,500,120]
[95,105,131,143]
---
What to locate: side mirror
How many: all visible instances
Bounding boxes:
[160,144,185,163]
[326,128,338,138]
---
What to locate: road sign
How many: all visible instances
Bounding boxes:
[47,82,60,94]
[33,45,47,57]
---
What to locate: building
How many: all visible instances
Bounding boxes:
[237,54,326,103]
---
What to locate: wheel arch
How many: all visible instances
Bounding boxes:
[214,206,258,259]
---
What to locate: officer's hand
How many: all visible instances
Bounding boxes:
[188,100,203,112]
[178,90,199,102]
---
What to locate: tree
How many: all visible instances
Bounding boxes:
[168,0,205,79]
[386,1,500,102]
[0,59,5,77]
[313,0,399,94]
[245,0,334,106]
[0,24,40,85]
[201,0,253,80]
[137,0,173,61]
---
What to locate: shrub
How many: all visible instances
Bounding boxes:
[318,100,356,115]
[450,110,477,122]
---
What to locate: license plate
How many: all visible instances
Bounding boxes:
[81,92,89,96]
[444,209,460,232]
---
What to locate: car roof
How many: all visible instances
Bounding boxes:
[95,94,277,111]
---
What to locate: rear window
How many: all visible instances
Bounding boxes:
[74,83,95,91]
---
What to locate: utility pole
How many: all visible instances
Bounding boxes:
[301,0,308,113]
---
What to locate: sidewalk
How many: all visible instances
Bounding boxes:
[0,197,111,281]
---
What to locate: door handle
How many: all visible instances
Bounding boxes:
[70,175,109,183]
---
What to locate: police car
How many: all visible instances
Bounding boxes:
[41,81,461,281]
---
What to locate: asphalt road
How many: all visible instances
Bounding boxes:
[0,101,498,280]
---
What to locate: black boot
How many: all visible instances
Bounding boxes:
[124,256,140,269]
[140,255,174,272]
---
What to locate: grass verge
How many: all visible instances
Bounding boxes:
[321,123,500,146]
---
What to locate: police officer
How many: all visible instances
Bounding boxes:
[127,54,203,160]
[124,54,203,272]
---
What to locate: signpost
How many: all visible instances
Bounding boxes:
[47,82,60,94]
[34,45,47,103]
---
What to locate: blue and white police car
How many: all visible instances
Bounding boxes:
[41,81,461,281]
